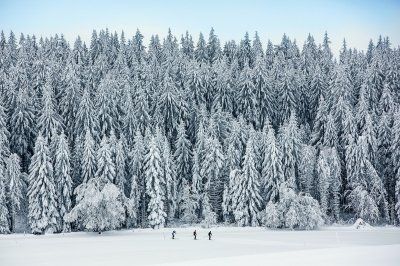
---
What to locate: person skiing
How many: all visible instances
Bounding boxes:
[193,230,197,240]
[208,231,212,240]
[172,230,176,239]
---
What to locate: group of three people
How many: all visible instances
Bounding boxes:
[171,230,212,240]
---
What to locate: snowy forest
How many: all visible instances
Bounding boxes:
[0,28,399,234]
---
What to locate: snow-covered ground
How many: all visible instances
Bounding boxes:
[1,226,399,266]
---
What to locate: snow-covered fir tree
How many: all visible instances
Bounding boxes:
[162,139,177,222]
[317,147,341,221]
[232,137,262,226]
[0,162,10,234]
[279,111,302,190]
[262,128,284,204]
[5,153,23,232]
[114,139,127,194]
[54,132,73,232]
[28,134,59,234]
[179,179,198,223]
[174,122,192,187]
[200,135,224,216]
[144,135,166,228]
[95,136,116,188]
[37,82,64,140]
[201,193,217,228]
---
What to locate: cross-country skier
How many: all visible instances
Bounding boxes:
[193,230,197,240]
[208,231,212,240]
[172,230,176,239]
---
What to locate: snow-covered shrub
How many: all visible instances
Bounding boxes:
[263,186,324,230]
[353,218,372,229]
[66,182,125,233]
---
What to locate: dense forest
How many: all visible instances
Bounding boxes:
[0,28,399,234]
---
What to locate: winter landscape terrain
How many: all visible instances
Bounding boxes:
[1,226,400,266]
[1,0,400,265]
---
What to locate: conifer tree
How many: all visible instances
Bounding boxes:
[75,88,98,141]
[162,139,177,221]
[156,73,180,138]
[10,88,36,171]
[0,162,10,234]
[144,136,166,228]
[279,111,302,190]
[37,82,64,140]
[317,147,341,221]
[232,138,262,226]
[96,76,119,137]
[6,153,23,232]
[60,64,81,141]
[95,136,116,188]
[200,136,224,215]
[28,134,59,234]
[201,193,217,228]
[81,129,97,185]
[392,110,400,223]
[262,129,284,204]
[179,179,198,223]
[238,63,257,126]
[174,122,192,187]
[54,132,72,232]
[115,139,127,194]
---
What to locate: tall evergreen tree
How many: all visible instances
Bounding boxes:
[10,88,36,171]
[174,122,192,187]
[37,82,64,140]
[95,136,116,188]
[54,132,72,232]
[75,88,98,141]
[28,134,59,234]
[262,129,284,204]
[232,137,262,226]
[237,63,257,126]
[0,161,10,234]
[144,136,166,228]
[279,111,302,190]
[6,153,23,232]
[200,136,224,215]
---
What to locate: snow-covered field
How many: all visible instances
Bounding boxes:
[1,226,399,266]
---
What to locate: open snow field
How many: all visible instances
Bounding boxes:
[1,226,399,266]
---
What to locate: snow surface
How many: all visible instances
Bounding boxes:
[1,226,399,266]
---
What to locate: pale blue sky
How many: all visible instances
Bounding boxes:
[1,0,399,55]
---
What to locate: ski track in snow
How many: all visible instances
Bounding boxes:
[1,226,400,266]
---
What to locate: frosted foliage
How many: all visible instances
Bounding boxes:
[1,29,399,233]
[66,182,125,232]
[263,185,324,230]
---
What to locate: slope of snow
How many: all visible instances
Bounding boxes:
[0,226,399,266]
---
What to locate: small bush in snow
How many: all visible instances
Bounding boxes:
[66,182,125,233]
[263,186,324,230]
